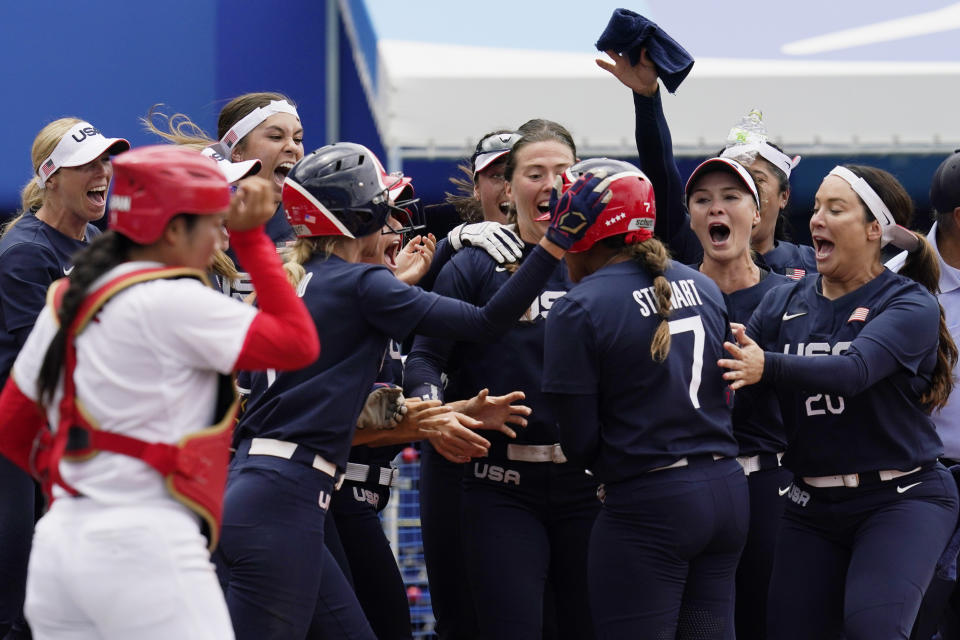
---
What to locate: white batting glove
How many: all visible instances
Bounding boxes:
[357,383,408,430]
[448,222,524,264]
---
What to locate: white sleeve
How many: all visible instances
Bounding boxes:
[137,280,258,374]
[11,305,59,402]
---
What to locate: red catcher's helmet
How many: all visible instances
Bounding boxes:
[108,145,231,244]
[541,158,656,253]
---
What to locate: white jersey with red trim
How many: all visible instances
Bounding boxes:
[11,261,256,506]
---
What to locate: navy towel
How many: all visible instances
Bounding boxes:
[595,8,694,93]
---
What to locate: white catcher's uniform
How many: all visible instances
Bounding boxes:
[11,262,256,640]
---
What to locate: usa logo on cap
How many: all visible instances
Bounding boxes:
[40,159,56,178]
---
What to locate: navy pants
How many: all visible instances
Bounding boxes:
[419,441,477,639]
[735,464,792,640]
[461,456,599,640]
[325,480,412,640]
[214,445,375,640]
[767,464,959,640]
[0,457,36,640]
[589,457,748,640]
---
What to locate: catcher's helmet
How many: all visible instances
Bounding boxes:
[108,145,230,244]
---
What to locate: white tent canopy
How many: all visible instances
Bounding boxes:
[375,39,960,166]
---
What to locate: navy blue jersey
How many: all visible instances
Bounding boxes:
[746,269,943,475]
[237,245,559,469]
[404,244,570,447]
[724,268,791,456]
[763,241,817,280]
[542,260,739,483]
[0,212,99,387]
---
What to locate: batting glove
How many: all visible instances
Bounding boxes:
[545,171,612,251]
[357,383,408,430]
[448,221,524,264]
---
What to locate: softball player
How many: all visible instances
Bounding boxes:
[599,47,814,277]
[0,118,128,640]
[684,157,791,639]
[215,141,609,640]
[405,119,601,640]
[412,128,524,640]
[0,145,318,640]
[542,157,747,639]
[721,165,959,638]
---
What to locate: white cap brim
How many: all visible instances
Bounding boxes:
[685,157,761,210]
[203,145,262,183]
[474,149,511,175]
[60,137,129,167]
[36,121,130,187]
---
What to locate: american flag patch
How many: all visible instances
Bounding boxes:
[785,268,806,280]
[304,214,316,223]
[223,129,239,148]
[848,307,869,322]
[40,159,56,178]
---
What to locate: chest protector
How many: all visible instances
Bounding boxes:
[34,267,238,550]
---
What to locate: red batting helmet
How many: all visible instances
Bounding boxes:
[108,145,231,244]
[536,158,656,253]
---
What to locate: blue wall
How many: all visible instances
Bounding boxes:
[0,0,359,215]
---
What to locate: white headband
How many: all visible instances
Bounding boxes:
[828,166,920,252]
[218,100,300,152]
[721,142,801,179]
[36,121,129,188]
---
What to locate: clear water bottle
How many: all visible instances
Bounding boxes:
[726,109,766,146]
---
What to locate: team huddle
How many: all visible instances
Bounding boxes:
[1,13,960,640]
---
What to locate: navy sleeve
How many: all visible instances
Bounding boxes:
[542,296,602,468]
[544,391,601,469]
[362,245,558,343]
[542,297,599,394]
[634,91,702,265]
[402,256,476,400]
[416,237,455,292]
[0,243,57,334]
[762,293,939,395]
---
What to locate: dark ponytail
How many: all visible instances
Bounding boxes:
[37,231,134,405]
[900,236,958,411]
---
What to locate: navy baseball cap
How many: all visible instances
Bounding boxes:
[931,149,960,215]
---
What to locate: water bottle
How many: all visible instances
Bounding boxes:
[726,109,766,146]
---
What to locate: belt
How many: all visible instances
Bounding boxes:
[246,438,343,487]
[802,465,923,488]
[649,454,724,473]
[506,443,567,464]
[343,462,399,487]
[737,452,784,476]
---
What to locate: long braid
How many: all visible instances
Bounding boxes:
[901,235,957,410]
[37,231,134,405]
[631,237,673,361]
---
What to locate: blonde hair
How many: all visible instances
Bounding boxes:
[4,117,84,237]
[141,104,213,150]
[281,237,344,287]
[616,236,673,361]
